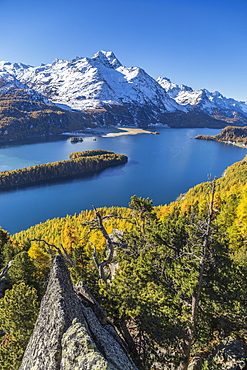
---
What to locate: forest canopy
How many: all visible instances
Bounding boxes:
[195,125,247,147]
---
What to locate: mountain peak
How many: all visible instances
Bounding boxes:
[1,52,246,126]
[0,61,31,73]
[92,50,122,68]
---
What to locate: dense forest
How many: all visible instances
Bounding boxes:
[0,149,128,190]
[0,154,247,369]
[195,125,247,147]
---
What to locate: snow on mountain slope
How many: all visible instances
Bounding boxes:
[0,51,183,113]
[1,51,246,127]
[0,61,54,105]
[92,50,122,69]
[157,77,247,118]
[0,62,29,90]
[0,61,31,77]
[156,77,193,98]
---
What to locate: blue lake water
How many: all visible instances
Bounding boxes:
[0,127,246,234]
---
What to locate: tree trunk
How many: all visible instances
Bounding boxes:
[178,180,216,370]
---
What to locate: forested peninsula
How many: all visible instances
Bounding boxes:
[0,149,127,190]
[194,125,247,147]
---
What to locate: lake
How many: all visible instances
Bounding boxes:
[0,127,246,234]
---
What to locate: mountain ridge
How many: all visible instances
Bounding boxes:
[0,50,247,143]
[157,76,247,124]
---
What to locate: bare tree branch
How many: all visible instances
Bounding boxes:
[81,207,127,281]
[29,238,75,266]
[0,260,12,281]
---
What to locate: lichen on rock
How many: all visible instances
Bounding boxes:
[212,336,246,370]
[19,255,137,370]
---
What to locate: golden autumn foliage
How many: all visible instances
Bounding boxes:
[0,88,102,143]
[13,207,133,262]
[11,154,247,269]
[4,153,247,369]
[195,125,247,147]
[158,154,247,263]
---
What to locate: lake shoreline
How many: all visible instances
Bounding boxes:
[100,127,160,137]
[195,136,247,148]
[2,127,246,235]
[66,126,160,139]
[194,126,247,148]
[0,126,160,147]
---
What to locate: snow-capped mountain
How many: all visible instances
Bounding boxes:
[0,62,54,105]
[0,50,247,136]
[0,51,183,114]
[157,77,247,120]
[0,61,30,88]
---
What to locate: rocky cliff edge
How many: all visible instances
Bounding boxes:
[19,255,137,370]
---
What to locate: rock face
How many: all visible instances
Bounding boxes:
[187,356,203,370]
[213,336,246,370]
[19,255,137,370]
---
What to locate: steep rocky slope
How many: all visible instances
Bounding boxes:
[19,255,137,370]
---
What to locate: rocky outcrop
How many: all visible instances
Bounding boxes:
[187,337,247,370]
[187,356,203,370]
[19,255,137,370]
[212,336,246,370]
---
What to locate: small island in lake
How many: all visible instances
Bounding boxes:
[70,137,84,143]
[0,150,128,190]
[194,126,247,147]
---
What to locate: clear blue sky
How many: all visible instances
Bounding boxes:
[1,0,247,101]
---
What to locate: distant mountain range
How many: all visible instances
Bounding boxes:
[0,50,247,142]
[157,77,247,125]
